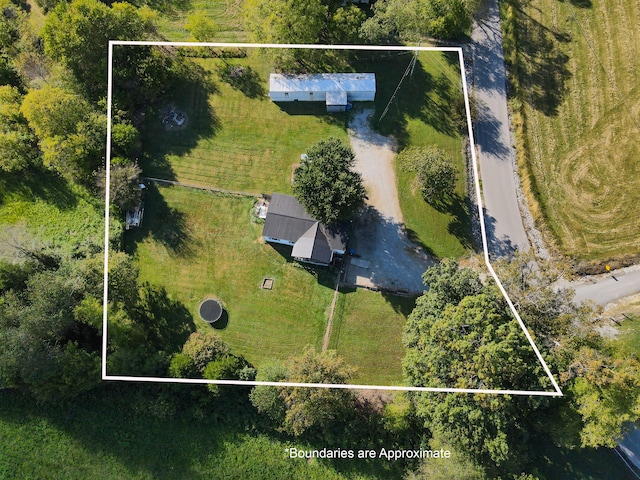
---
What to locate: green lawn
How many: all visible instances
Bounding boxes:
[128,47,472,377]
[504,0,640,260]
[123,185,334,369]
[0,389,384,480]
[0,170,107,257]
[153,0,248,43]
[140,51,350,195]
[369,50,472,259]
[140,47,471,259]
[329,289,414,386]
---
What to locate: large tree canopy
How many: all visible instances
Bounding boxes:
[293,137,366,225]
[21,86,105,181]
[361,0,475,42]
[403,260,548,469]
[494,252,640,450]
[43,0,155,97]
[243,0,365,70]
[249,347,356,436]
[0,86,39,171]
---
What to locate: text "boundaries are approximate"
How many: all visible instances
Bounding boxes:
[285,447,452,461]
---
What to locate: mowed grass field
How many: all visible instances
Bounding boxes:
[141,51,350,196]
[140,47,471,258]
[329,290,415,385]
[507,0,640,260]
[129,47,472,380]
[123,185,334,368]
[154,0,248,42]
[124,185,415,385]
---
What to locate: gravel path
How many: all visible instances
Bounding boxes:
[345,108,435,294]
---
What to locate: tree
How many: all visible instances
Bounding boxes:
[397,145,457,205]
[185,11,218,42]
[43,0,155,97]
[493,252,640,449]
[21,87,105,181]
[0,259,102,402]
[249,361,289,423]
[181,331,230,374]
[243,0,364,70]
[403,261,548,469]
[293,137,366,225]
[97,160,142,210]
[0,86,39,171]
[111,122,139,158]
[361,0,474,42]
[280,347,356,436]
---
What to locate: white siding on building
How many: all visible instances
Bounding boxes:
[269,73,375,104]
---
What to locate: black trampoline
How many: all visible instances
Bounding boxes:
[199,298,223,323]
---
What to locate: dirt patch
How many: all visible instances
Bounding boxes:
[345,108,436,294]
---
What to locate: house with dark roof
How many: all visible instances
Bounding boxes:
[262,193,347,266]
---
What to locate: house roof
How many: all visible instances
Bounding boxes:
[262,193,347,264]
[269,73,376,94]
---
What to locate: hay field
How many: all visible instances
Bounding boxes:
[508,0,640,260]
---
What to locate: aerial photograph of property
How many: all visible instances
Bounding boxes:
[1,0,639,479]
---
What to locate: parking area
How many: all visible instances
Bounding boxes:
[345,108,435,294]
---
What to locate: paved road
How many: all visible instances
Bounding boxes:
[471,0,530,257]
[565,265,640,307]
[618,428,640,473]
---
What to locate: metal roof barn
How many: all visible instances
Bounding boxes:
[269,73,375,112]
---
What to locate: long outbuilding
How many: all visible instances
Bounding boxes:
[269,73,376,112]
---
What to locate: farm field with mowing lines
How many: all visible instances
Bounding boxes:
[504,0,640,261]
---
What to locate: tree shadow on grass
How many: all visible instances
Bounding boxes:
[123,183,199,257]
[381,292,417,317]
[354,52,462,151]
[131,283,196,354]
[510,4,573,116]
[217,63,267,99]
[0,168,78,210]
[426,193,475,252]
[137,56,221,182]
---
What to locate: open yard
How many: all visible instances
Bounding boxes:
[122,46,473,382]
[139,47,471,259]
[504,0,640,260]
[123,186,334,368]
[329,289,414,385]
[124,185,413,385]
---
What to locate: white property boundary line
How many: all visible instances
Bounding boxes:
[102,42,563,397]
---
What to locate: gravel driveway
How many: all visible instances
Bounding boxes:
[345,108,435,294]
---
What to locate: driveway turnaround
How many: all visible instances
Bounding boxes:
[346,109,435,294]
[471,0,530,256]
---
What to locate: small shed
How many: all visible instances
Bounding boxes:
[269,73,376,112]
